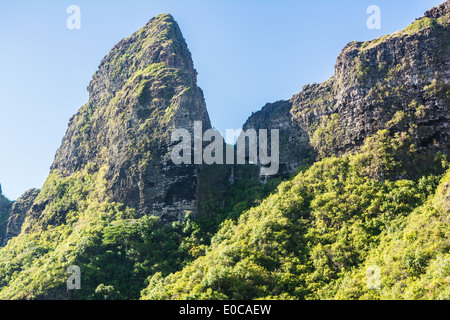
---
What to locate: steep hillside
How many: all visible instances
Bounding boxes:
[0,13,214,300]
[49,13,211,223]
[141,130,448,299]
[328,168,450,299]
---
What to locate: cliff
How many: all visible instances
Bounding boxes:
[0,191,12,246]
[45,14,211,224]
[141,2,450,300]
[244,1,449,180]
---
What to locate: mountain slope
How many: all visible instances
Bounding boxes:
[244,1,449,179]
[328,168,450,299]
[141,130,447,299]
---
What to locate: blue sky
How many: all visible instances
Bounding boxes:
[0,0,443,200]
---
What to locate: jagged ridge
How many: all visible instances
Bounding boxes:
[244,0,449,180]
[46,14,211,223]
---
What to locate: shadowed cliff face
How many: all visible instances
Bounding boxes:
[0,192,12,246]
[50,14,211,220]
[244,1,449,180]
[242,100,315,178]
[0,189,39,246]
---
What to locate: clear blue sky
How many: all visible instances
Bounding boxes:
[0,0,443,200]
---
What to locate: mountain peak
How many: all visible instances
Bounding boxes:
[51,14,210,219]
[87,13,195,105]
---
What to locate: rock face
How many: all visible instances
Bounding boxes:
[0,191,12,247]
[50,14,211,221]
[425,0,450,18]
[0,1,449,301]
[3,189,40,246]
[243,1,450,178]
[242,100,315,178]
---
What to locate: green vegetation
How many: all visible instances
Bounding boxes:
[0,162,283,299]
[328,168,450,299]
[360,13,448,52]
[141,128,448,300]
[310,114,341,159]
[0,5,448,301]
[0,164,206,299]
[405,17,437,33]
[196,164,283,241]
[355,57,372,83]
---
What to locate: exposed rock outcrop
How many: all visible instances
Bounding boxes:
[242,100,315,178]
[48,14,211,222]
[3,189,40,245]
[8,2,450,237]
[243,1,450,179]
[0,191,12,246]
